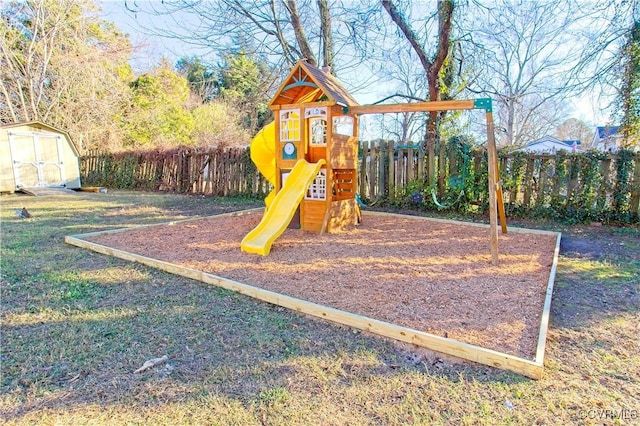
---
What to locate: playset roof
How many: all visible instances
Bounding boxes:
[269,61,359,108]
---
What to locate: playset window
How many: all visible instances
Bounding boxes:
[333,116,354,136]
[305,168,327,200]
[280,110,300,141]
[309,118,327,146]
[305,106,327,119]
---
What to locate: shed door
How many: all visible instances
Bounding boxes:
[8,132,66,188]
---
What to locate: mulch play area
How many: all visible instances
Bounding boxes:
[66,210,560,378]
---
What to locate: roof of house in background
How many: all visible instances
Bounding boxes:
[513,135,581,153]
[595,126,621,139]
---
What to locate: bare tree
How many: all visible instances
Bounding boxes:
[124,0,346,70]
[317,0,334,69]
[556,118,593,146]
[381,0,455,185]
[286,0,317,65]
[1,0,133,151]
[462,0,595,146]
[613,17,640,146]
[1,0,59,122]
[567,1,638,103]
[370,45,430,144]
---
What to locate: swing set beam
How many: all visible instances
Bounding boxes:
[346,98,506,264]
[346,99,482,115]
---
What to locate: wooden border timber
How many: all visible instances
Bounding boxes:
[535,232,562,363]
[65,210,560,380]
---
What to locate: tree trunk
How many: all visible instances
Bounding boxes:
[317,0,334,72]
[506,97,515,146]
[286,0,317,66]
[383,0,454,185]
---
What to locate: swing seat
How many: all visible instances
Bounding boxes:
[431,187,465,209]
[448,175,464,191]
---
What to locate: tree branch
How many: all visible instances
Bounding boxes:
[381,0,432,73]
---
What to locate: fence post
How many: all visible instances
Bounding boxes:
[408,145,415,183]
[417,146,425,184]
[387,140,395,202]
[368,141,377,200]
[359,141,368,200]
[566,156,580,209]
[630,154,640,216]
[438,138,446,197]
[536,157,549,208]
[378,142,384,200]
[522,157,536,208]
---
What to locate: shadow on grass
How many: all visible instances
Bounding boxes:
[1,262,524,421]
[7,192,639,422]
[3,192,530,422]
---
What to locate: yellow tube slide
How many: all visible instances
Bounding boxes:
[250,121,277,209]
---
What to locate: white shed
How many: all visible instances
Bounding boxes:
[1,121,81,193]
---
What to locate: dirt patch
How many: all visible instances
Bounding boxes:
[552,224,640,329]
[560,226,638,262]
[84,211,558,359]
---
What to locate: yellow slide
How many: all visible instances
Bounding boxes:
[241,159,326,256]
[250,122,278,209]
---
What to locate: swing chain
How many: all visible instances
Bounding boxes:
[431,136,471,210]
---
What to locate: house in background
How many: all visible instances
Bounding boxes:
[592,125,622,152]
[512,135,582,154]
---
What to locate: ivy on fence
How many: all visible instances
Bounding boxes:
[82,147,270,197]
[81,145,639,224]
[357,140,638,224]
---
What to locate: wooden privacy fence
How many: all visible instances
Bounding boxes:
[82,148,270,197]
[81,144,640,223]
[359,140,640,222]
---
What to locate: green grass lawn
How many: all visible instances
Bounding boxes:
[1,190,638,425]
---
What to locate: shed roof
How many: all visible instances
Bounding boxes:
[269,61,359,108]
[1,121,80,156]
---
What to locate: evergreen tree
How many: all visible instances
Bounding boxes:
[176,56,218,102]
[124,62,194,147]
[217,51,273,134]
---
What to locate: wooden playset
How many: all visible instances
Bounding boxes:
[270,61,362,231]
[242,60,506,261]
[240,61,362,255]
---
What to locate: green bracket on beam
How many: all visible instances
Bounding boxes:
[474,98,492,112]
[342,106,349,114]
